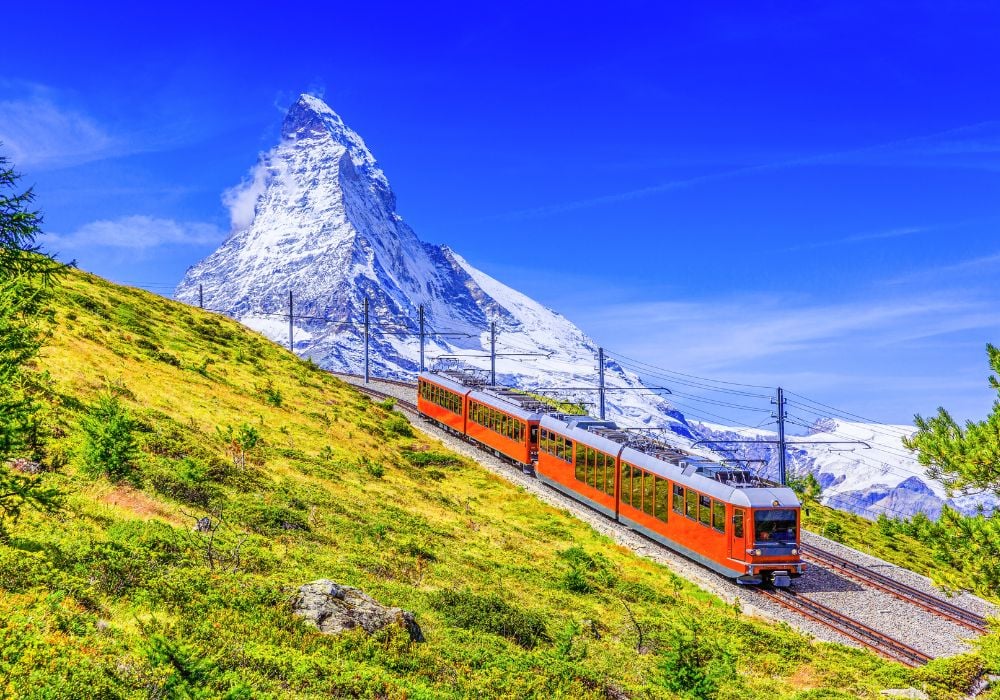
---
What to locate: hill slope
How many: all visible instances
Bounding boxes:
[0,269,974,698]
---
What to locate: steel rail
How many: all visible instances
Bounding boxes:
[800,543,989,634]
[756,588,932,667]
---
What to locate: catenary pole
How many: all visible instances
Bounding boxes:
[288,290,294,353]
[364,296,370,384]
[598,347,606,420]
[198,284,203,309]
[490,321,497,386]
[773,386,787,485]
[419,305,425,372]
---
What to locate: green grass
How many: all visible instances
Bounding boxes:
[0,269,982,698]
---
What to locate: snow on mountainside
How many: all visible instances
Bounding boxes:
[694,418,997,519]
[175,94,694,438]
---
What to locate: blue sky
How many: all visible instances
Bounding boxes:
[3,2,999,425]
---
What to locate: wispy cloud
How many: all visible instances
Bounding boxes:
[580,294,997,373]
[0,84,120,170]
[886,250,1000,286]
[492,120,1000,220]
[786,226,929,252]
[45,216,224,253]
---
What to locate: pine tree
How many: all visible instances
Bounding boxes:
[905,344,1000,496]
[0,152,66,539]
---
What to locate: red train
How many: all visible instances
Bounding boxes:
[417,370,805,586]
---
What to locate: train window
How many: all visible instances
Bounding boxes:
[654,476,669,522]
[575,445,587,482]
[672,484,684,514]
[733,510,744,538]
[685,488,697,519]
[643,472,655,515]
[698,495,711,526]
[754,509,797,544]
[712,501,726,533]
[632,468,644,510]
[599,453,613,495]
[530,425,538,444]
[620,464,632,505]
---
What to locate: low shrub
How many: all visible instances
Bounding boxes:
[429,588,549,649]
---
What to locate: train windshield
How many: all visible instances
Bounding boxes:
[754,509,797,544]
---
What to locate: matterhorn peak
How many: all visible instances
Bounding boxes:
[281,94,391,204]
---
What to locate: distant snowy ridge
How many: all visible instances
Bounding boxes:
[694,418,997,519]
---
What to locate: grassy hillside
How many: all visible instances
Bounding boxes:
[0,269,981,698]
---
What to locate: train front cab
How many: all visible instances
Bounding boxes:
[732,492,805,587]
[416,372,469,434]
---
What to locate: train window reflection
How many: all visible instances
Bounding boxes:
[754,509,797,544]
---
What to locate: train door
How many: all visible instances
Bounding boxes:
[730,508,746,561]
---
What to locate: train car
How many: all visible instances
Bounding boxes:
[533,413,804,586]
[465,389,542,467]
[416,370,805,586]
[536,414,624,519]
[416,372,470,434]
[616,448,804,586]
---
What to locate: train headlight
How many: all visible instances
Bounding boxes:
[791,548,799,555]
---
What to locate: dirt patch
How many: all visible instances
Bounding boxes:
[99,486,174,521]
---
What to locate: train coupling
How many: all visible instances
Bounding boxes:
[770,570,792,588]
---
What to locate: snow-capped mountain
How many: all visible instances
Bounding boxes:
[695,418,996,519]
[176,94,693,436]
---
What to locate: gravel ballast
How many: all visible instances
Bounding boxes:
[341,375,995,658]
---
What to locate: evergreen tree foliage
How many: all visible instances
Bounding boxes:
[905,343,1000,496]
[898,344,1000,595]
[0,152,65,460]
[0,152,66,538]
[80,393,140,482]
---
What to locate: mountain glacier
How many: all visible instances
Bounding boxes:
[176,94,971,521]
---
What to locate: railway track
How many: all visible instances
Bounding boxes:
[756,588,932,667]
[343,374,980,665]
[801,542,989,634]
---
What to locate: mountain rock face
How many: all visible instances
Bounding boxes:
[176,95,692,435]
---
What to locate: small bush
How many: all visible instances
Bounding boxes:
[401,450,461,468]
[383,415,413,438]
[259,380,283,407]
[366,462,385,479]
[156,351,181,367]
[658,621,735,699]
[80,393,140,483]
[429,589,549,649]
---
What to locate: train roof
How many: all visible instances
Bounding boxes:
[468,390,543,421]
[418,371,473,396]
[541,413,800,507]
[421,370,800,508]
[421,370,547,419]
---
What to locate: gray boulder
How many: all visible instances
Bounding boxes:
[292,579,424,642]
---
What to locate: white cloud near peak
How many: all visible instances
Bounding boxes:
[222,160,270,231]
